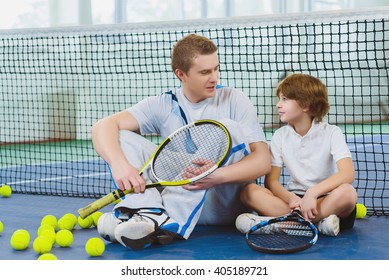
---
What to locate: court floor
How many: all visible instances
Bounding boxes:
[0,193,388,260]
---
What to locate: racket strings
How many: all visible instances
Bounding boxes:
[278,222,315,236]
[252,221,313,235]
[248,221,316,251]
[152,123,229,182]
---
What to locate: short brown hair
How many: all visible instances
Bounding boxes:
[171,34,217,74]
[276,73,330,122]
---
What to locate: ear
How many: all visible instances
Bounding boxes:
[175,69,186,82]
[302,105,310,113]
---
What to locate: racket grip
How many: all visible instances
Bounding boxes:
[77,189,129,219]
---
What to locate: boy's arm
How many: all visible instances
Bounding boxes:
[91,110,146,192]
[304,157,355,200]
[265,166,300,208]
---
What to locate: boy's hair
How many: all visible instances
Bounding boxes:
[171,34,217,75]
[276,73,330,122]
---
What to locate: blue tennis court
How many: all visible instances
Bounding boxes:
[0,193,388,261]
[2,134,387,213]
[1,133,388,260]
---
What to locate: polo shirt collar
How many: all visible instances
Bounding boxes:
[286,120,320,138]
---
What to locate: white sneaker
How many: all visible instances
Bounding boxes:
[114,208,179,250]
[235,213,274,234]
[97,212,124,242]
[317,215,340,236]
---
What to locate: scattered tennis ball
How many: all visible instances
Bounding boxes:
[56,229,73,247]
[0,220,3,234]
[40,229,56,245]
[91,211,103,227]
[85,237,105,257]
[62,213,77,227]
[57,217,75,231]
[10,229,30,250]
[78,215,94,229]
[41,214,57,229]
[38,253,58,260]
[33,235,53,254]
[37,224,55,236]
[356,203,367,219]
[0,184,12,197]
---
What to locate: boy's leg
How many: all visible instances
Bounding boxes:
[316,184,357,236]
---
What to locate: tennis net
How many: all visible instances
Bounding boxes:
[0,7,388,215]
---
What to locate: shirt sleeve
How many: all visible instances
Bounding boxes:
[127,95,164,135]
[232,89,267,144]
[330,126,352,162]
[270,129,283,167]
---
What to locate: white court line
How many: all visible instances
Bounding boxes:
[6,172,110,185]
[0,158,104,170]
[77,172,109,178]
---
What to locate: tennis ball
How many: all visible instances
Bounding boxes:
[56,229,73,247]
[0,184,12,197]
[91,211,103,227]
[37,224,55,236]
[10,229,30,250]
[38,253,58,260]
[85,237,105,257]
[57,217,75,231]
[78,215,93,229]
[0,220,3,234]
[40,229,56,245]
[62,213,77,226]
[356,203,367,219]
[41,214,57,229]
[33,235,53,254]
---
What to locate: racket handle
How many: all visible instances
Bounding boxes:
[77,189,129,219]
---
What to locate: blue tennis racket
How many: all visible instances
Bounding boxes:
[245,209,318,254]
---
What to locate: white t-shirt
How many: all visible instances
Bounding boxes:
[270,121,352,195]
[127,86,266,144]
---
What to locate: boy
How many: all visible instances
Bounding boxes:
[92,34,271,249]
[236,73,357,236]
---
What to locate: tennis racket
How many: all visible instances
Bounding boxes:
[78,119,231,218]
[245,209,318,254]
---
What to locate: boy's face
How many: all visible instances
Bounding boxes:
[276,93,308,124]
[175,52,219,103]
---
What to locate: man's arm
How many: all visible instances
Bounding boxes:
[184,141,271,190]
[91,110,146,192]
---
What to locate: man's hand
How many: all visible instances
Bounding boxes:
[111,162,146,193]
[181,158,214,179]
[181,158,219,191]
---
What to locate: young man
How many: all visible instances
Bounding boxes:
[236,73,357,236]
[92,34,271,249]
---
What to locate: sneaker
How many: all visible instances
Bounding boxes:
[317,215,340,236]
[97,212,124,242]
[235,213,274,234]
[114,208,180,250]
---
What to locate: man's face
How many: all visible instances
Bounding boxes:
[176,52,219,103]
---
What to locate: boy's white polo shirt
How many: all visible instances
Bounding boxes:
[270,121,352,195]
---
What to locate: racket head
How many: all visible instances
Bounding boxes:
[245,211,318,254]
[150,119,231,185]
